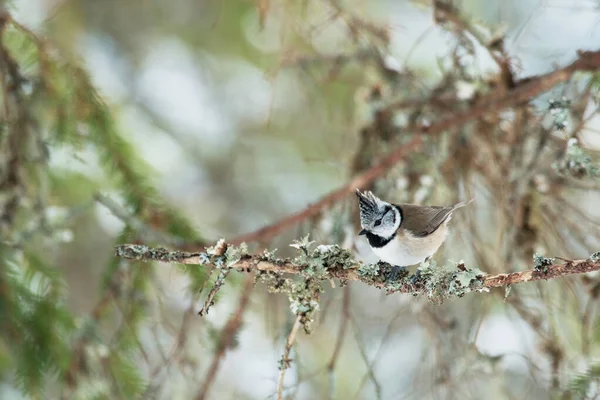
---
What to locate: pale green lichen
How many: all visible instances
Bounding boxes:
[256,235,362,332]
[115,244,149,259]
[533,253,554,273]
[262,248,278,261]
[548,97,571,110]
[206,238,227,256]
[417,259,437,279]
[290,299,320,315]
[548,97,571,131]
[383,260,487,303]
[316,244,355,270]
[357,262,380,278]
[209,236,493,331]
[448,264,486,298]
[289,235,315,253]
[198,253,210,265]
[214,257,225,268]
[590,251,600,262]
[553,138,600,179]
[256,271,322,334]
[290,237,356,279]
[293,252,328,278]
[197,242,252,316]
[504,284,512,301]
[225,242,248,267]
[420,260,453,301]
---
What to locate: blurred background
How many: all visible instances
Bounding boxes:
[2,0,600,398]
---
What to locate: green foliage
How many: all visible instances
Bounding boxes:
[567,361,600,398]
[109,353,147,397]
[0,16,215,397]
[2,247,75,395]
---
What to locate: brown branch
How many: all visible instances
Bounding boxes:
[220,136,423,247]
[198,267,230,316]
[195,274,255,400]
[183,48,600,250]
[114,244,600,294]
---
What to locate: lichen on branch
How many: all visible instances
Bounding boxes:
[115,239,600,332]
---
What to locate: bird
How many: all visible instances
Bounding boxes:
[355,189,472,281]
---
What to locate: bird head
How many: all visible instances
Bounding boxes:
[355,189,400,238]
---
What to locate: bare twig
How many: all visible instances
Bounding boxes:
[277,315,302,400]
[115,244,600,294]
[327,286,350,400]
[352,308,406,399]
[350,314,382,400]
[198,268,231,316]
[195,274,255,400]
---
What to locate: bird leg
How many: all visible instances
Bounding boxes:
[387,265,408,282]
[409,256,429,284]
[376,260,393,280]
[408,269,421,285]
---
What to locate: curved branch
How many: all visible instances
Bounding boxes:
[184,48,600,249]
[194,136,423,248]
[115,243,600,294]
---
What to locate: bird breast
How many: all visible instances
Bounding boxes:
[372,222,449,266]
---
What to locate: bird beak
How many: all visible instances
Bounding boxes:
[359,229,367,236]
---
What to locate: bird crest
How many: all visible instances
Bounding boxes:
[355,189,387,226]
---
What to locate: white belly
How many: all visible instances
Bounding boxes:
[371,224,449,266]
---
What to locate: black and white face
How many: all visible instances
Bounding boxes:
[356,190,401,238]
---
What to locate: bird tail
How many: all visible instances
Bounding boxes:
[452,198,474,210]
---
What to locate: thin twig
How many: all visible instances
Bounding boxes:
[277,315,302,400]
[198,268,231,316]
[349,314,382,400]
[194,274,255,400]
[351,308,407,400]
[327,286,350,400]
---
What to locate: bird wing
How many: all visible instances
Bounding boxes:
[398,200,471,237]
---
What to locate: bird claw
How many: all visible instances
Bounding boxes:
[408,270,422,285]
[387,265,407,282]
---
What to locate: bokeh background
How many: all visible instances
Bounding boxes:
[3,0,600,399]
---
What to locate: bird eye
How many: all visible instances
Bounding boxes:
[374,219,382,227]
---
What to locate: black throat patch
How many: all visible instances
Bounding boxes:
[365,231,395,248]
